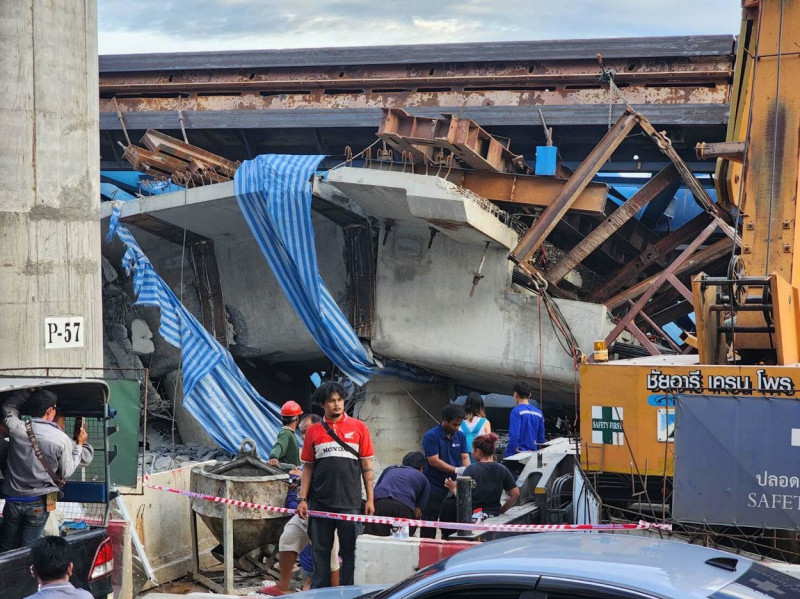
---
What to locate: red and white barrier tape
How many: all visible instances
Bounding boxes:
[143,475,672,533]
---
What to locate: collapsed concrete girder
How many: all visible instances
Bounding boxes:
[326,167,613,397]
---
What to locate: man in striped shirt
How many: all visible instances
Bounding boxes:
[297,382,375,589]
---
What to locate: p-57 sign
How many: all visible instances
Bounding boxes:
[44,316,84,349]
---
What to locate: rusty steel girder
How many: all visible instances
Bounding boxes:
[509,108,737,289]
[604,237,733,311]
[377,108,528,173]
[99,83,730,116]
[141,130,240,178]
[360,161,608,215]
[600,221,720,355]
[98,37,732,116]
[99,56,730,110]
[98,58,732,95]
[590,212,713,303]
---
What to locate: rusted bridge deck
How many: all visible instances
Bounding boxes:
[99,35,734,172]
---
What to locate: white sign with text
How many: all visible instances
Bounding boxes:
[44,316,84,349]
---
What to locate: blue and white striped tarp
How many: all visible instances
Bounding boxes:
[234,155,378,385]
[107,206,283,458]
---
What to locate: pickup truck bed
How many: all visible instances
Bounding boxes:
[1,527,113,599]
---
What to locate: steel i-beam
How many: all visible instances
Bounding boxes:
[509,108,638,265]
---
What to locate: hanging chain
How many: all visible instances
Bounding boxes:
[597,53,631,129]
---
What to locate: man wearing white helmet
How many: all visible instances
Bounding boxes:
[268,400,303,467]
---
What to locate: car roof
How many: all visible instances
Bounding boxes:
[438,533,754,598]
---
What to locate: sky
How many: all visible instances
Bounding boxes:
[97,0,742,55]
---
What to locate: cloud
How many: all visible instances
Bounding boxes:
[411,18,482,36]
[98,0,742,54]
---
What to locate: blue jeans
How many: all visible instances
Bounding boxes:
[0,497,49,551]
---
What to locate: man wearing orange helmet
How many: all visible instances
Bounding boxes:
[268,400,303,467]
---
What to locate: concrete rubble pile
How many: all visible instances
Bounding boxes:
[101,255,227,469]
[142,437,229,474]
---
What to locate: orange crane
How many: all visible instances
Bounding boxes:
[579,0,800,533]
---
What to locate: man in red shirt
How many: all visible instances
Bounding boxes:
[297,381,375,588]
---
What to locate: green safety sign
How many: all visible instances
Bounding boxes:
[591,406,624,445]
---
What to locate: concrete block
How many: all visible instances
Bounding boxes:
[370,219,613,399]
[354,534,478,586]
[327,168,518,248]
[108,339,134,369]
[354,534,421,586]
[102,184,348,363]
[108,323,128,342]
[120,464,219,588]
[102,256,119,283]
[131,318,155,355]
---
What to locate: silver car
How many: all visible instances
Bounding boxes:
[291,532,800,599]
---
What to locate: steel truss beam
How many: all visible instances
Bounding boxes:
[604,238,733,311]
[600,221,720,356]
[509,109,639,265]
[509,108,736,299]
[99,36,731,113]
[545,164,680,285]
[590,212,714,303]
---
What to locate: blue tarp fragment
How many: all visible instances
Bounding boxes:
[106,206,282,458]
[234,155,379,385]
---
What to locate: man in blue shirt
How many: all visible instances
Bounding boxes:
[504,382,546,457]
[363,451,430,537]
[420,404,470,538]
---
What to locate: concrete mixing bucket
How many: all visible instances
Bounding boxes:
[190,439,291,559]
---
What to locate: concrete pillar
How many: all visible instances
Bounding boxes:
[358,375,450,466]
[0,0,102,368]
